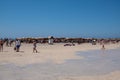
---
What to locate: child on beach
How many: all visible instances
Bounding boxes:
[101,40,105,50]
[33,40,38,53]
[102,44,105,50]
[15,39,21,52]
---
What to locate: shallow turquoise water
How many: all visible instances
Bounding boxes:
[0,48,120,80]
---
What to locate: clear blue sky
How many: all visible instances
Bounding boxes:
[0,0,120,38]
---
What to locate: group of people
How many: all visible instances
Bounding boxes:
[5,39,14,47]
[15,39,38,53]
[0,39,38,53]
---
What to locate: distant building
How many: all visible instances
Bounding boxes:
[48,36,54,45]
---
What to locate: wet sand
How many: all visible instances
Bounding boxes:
[0,43,120,80]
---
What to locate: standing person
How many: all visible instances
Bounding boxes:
[101,40,105,50]
[102,44,105,50]
[6,38,9,47]
[15,39,21,52]
[33,40,38,53]
[0,39,4,52]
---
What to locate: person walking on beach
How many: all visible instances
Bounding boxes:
[102,44,105,50]
[101,40,105,50]
[15,39,21,52]
[0,39,4,52]
[33,40,38,53]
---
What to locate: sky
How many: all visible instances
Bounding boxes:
[0,0,120,38]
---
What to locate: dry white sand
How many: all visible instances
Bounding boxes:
[0,43,120,65]
[58,71,120,80]
[0,43,120,80]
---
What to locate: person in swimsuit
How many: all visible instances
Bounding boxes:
[15,39,21,52]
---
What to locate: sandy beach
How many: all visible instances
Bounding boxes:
[0,43,120,80]
[1,0,120,79]
[58,71,120,80]
[0,43,119,65]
